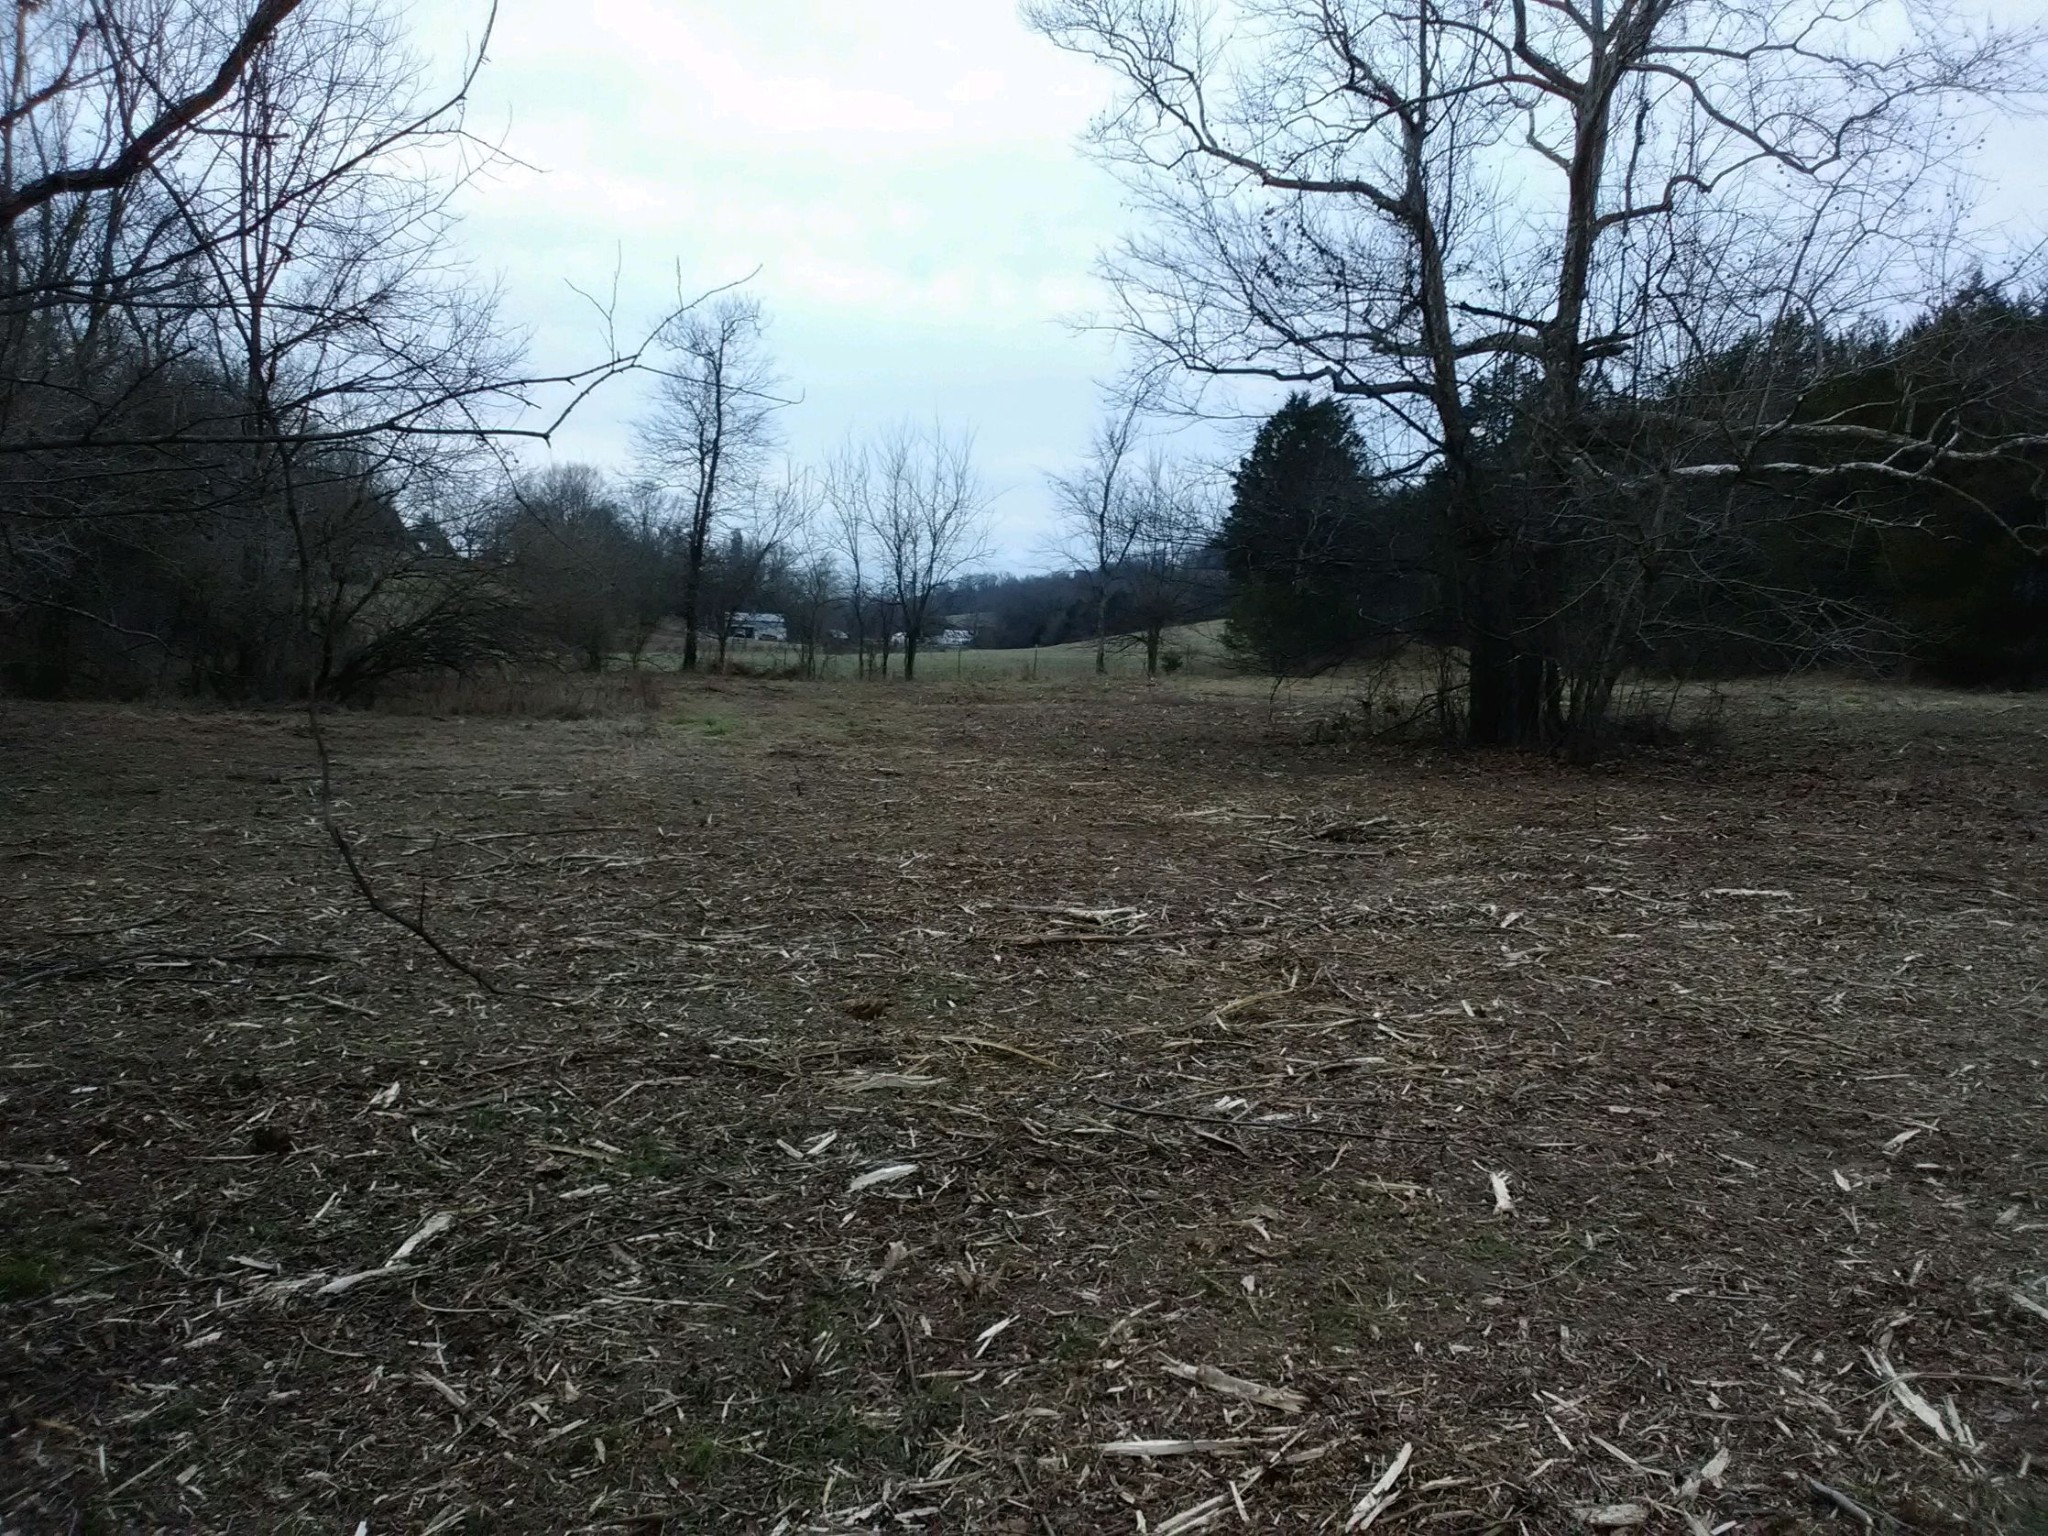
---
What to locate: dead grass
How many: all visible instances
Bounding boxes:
[378,667,682,718]
[2,679,2045,1533]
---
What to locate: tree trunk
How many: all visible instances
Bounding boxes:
[1465,614,1550,748]
[680,554,702,671]
[1466,627,1515,746]
[1565,671,1618,766]
[1095,583,1109,674]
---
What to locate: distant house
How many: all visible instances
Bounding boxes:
[729,612,788,642]
[890,627,977,650]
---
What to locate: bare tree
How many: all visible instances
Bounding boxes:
[634,294,786,671]
[704,463,815,671]
[0,0,685,693]
[1048,393,1147,674]
[0,0,692,990]
[181,0,523,697]
[0,0,305,237]
[858,422,990,680]
[485,464,663,672]
[1,0,672,459]
[1029,0,2043,751]
[620,479,680,667]
[823,442,882,675]
[1123,451,1221,676]
[785,545,839,678]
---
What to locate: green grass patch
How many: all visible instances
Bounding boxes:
[0,1251,61,1302]
[619,1135,687,1179]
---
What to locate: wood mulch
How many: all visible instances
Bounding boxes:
[2,679,2044,1533]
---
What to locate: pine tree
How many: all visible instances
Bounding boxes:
[1220,394,1412,674]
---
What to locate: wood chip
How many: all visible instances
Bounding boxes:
[1343,1440,1412,1531]
[1806,1478,1876,1528]
[1867,1346,1952,1443]
[2008,1289,2048,1326]
[1099,1438,1257,1458]
[388,1211,454,1265]
[1880,1125,1928,1157]
[1573,1504,1649,1529]
[933,1034,1060,1069]
[1161,1360,1308,1413]
[1150,1492,1230,1536]
[847,1162,919,1193]
[1678,1446,1729,1501]
[315,1263,413,1298]
[1589,1434,1667,1479]
[834,1071,945,1092]
[971,1314,1016,1357]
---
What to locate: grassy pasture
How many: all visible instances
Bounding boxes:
[630,620,1239,682]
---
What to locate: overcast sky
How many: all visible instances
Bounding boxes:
[419,1,2047,569]
[417,0,1133,565]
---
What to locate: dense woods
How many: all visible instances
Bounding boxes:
[0,0,660,701]
[1220,289,2048,701]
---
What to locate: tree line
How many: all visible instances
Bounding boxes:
[1031,0,2047,754]
[1220,284,2048,705]
[0,0,1020,699]
[5,0,2039,730]
[0,0,1224,699]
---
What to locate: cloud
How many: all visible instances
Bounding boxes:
[409,1,1138,562]
[945,70,1008,106]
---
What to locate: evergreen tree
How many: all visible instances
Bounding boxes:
[1219,394,1423,674]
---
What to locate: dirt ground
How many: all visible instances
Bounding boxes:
[2,677,2045,1534]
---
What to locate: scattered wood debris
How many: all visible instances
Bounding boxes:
[4,684,2042,1530]
[1162,1360,1310,1413]
[1342,1440,1412,1530]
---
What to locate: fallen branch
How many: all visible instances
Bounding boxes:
[1162,1360,1309,1412]
[933,1034,1061,1069]
[1805,1477,1877,1529]
[307,705,500,995]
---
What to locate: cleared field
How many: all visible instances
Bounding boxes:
[2,678,2045,1533]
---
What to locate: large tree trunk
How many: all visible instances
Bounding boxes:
[1463,552,1552,749]
[1095,584,1109,674]
[1466,639,1552,746]
[1466,627,1515,746]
